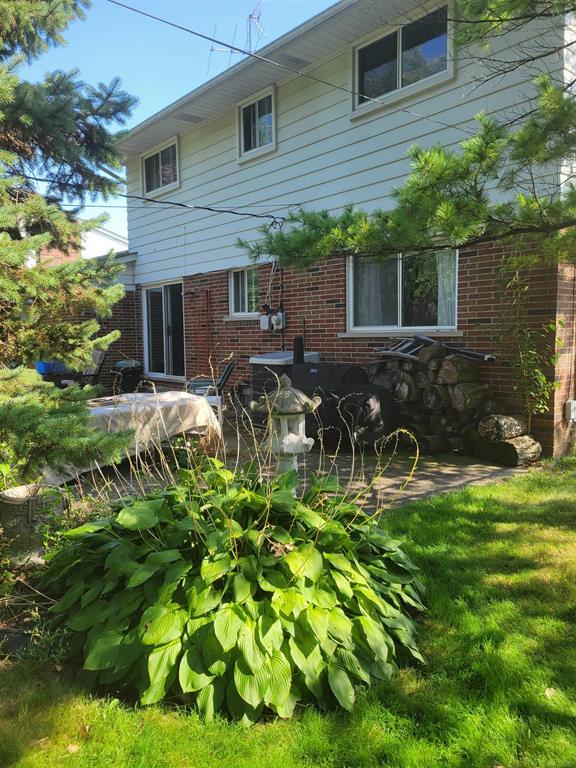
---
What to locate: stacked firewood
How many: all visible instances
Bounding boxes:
[367,343,542,466]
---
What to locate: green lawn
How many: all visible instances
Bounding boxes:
[2,460,576,768]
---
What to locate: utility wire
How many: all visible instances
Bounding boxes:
[21,174,287,225]
[106,0,474,137]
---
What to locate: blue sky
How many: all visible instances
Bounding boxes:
[24,0,335,236]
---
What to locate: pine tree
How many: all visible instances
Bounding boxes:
[0,1,135,486]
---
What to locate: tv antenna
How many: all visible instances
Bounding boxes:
[207,1,267,75]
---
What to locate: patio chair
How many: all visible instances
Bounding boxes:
[186,361,235,420]
[43,349,106,388]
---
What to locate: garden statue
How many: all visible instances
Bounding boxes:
[250,374,321,478]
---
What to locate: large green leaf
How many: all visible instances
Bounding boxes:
[237,621,265,673]
[258,615,284,654]
[140,605,187,646]
[328,660,355,711]
[140,637,182,705]
[265,650,292,707]
[83,630,123,671]
[306,605,329,644]
[284,544,323,582]
[200,554,232,584]
[126,563,160,589]
[116,499,164,531]
[288,634,324,689]
[273,682,301,719]
[233,572,253,603]
[234,657,268,708]
[67,599,108,632]
[336,648,371,684]
[63,519,110,538]
[186,582,222,616]
[214,605,244,652]
[327,607,353,646]
[270,489,296,513]
[179,645,214,692]
[355,615,390,661]
[146,549,183,566]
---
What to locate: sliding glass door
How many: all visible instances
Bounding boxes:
[145,283,185,376]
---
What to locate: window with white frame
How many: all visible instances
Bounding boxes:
[143,140,179,194]
[230,268,260,315]
[356,6,448,106]
[239,93,274,155]
[350,251,457,330]
[144,283,185,376]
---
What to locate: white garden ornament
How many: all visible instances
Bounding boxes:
[250,374,321,477]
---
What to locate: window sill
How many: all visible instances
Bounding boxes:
[223,314,260,322]
[349,67,455,122]
[237,142,277,165]
[142,179,181,199]
[339,329,463,338]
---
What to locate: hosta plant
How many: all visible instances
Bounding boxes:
[41,459,424,723]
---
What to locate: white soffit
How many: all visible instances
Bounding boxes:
[118,0,423,158]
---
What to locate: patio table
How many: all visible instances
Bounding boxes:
[45,391,221,484]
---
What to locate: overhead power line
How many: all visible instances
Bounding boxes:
[105,0,474,137]
[21,175,287,225]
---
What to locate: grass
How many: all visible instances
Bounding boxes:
[1,459,576,767]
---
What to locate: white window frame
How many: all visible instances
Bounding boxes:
[236,87,277,162]
[142,280,186,380]
[351,3,455,119]
[141,136,180,197]
[346,251,459,333]
[228,267,260,317]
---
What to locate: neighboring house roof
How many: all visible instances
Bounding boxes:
[118,0,409,158]
[81,227,129,259]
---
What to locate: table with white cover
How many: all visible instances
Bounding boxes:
[88,391,221,450]
[45,392,221,485]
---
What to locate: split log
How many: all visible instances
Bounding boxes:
[478,413,529,442]
[474,398,502,419]
[417,343,446,364]
[414,367,436,388]
[449,383,490,412]
[422,385,451,410]
[436,355,478,385]
[394,372,419,402]
[430,413,460,435]
[474,435,542,466]
[400,359,419,374]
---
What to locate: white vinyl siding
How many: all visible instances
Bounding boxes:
[126,12,564,287]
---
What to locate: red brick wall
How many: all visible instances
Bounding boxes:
[109,243,575,455]
[98,290,140,393]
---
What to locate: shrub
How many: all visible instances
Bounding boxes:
[41,459,424,723]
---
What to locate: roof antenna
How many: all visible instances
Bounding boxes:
[208,0,267,73]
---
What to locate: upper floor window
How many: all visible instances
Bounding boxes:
[356,6,448,106]
[143,140,179,195]
[349,250,457,331]
[230,267,259,315]
[239,91,275,157]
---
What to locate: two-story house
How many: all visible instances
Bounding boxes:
[110,0,575,456]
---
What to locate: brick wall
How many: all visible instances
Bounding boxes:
[108,242,575,455]
[98,290,140,393]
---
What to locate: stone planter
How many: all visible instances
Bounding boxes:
[0,484,62,551]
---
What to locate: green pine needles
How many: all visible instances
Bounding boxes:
[42,459,424,723]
